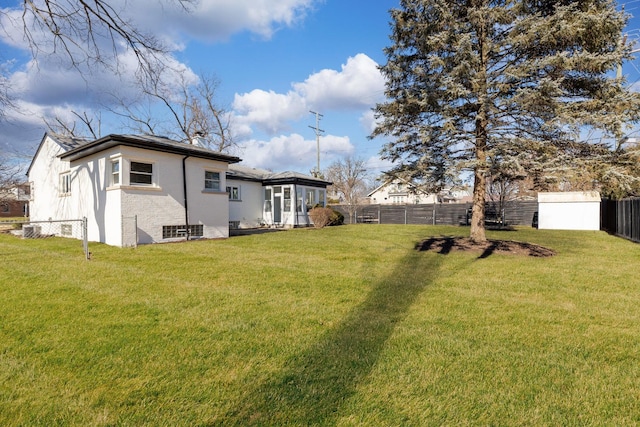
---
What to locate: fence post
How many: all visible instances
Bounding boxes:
[432,203,436,225]
[82,217,89,260]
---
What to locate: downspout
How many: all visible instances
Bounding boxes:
[182,155,190,240]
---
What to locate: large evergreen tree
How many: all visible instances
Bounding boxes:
[372,0,640,242]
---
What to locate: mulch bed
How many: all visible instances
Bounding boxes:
[415,236,555,258]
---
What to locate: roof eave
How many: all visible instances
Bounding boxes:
[60,134,241,164]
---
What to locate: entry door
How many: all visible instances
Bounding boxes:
[274,196,282,223]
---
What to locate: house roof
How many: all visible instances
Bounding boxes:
[59,133,241,164]
[227,164,332,187]
[26,133,92,176]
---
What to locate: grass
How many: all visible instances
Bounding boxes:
[1,225,640,426]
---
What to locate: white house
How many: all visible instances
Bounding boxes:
[226,164,331,229]
[368,179,438,205]
[28,133,241,246]
[368,179,474,205]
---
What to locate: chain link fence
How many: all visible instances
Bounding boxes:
[0,217,90,259]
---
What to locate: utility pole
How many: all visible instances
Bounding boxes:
[617,36,640,80]
[308,111,324,178]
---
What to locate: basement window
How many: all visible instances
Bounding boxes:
[162,225,204,239]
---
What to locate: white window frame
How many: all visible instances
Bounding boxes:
[205,171,221,191]
[226,185,241,201]
[111,159,121,186]
[130,161,154,186]
[60,172,71,195]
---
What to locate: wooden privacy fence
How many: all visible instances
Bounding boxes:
[601,198,640,243]
[332,201,538,227]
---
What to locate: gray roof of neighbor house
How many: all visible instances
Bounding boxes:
[227,164,332,187]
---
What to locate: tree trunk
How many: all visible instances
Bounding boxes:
[470,10,489,244]
[470,162,487,243]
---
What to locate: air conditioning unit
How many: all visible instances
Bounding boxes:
[23,225,41,238]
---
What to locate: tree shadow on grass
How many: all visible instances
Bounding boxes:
[208,249,443,426]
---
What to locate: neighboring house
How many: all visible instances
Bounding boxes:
[226,164,331,229]
[28,132,240,246]
[368,179,474,205]
[0,183,30,217]
[368,179,439,205]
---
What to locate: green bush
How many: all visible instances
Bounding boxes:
[329,208,344,226]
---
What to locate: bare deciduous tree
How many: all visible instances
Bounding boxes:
[0,155,24,205]
[43,110,101,139]
[12,0,193,77]
[111,70,236,152]
[325,156,369,223]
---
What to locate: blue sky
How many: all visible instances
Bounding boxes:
[1,0,640,176]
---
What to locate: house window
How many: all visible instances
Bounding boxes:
[297,193,303,212]
[130,162,153,185]
[264,188,272,212]
[226,185,241,200]
[205,171,220,191]
[60,172,71,195]
[111,159,120,185]
[162,225,204,239]
[284,187,291,211]
[1,203,8,213]
[306,189,316,210]
[319,190,325,207]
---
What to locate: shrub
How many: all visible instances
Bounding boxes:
[329,209,344,226]
[309,207,333,228]
[309,207,344,228]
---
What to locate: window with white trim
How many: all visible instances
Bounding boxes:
[111,159,120,185]
[60,172,71,195]
[305,189,316,210]
[205,171,221,191]
[226,185,241,200]
[130,161,153,185]
[284,187,291,211]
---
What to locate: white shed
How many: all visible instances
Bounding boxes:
[537,191,601,231]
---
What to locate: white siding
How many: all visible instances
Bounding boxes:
[228,179,263,228]
[30,137,233,246]
[28,136,76,222]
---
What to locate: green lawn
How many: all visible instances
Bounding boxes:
[1,225,639,426]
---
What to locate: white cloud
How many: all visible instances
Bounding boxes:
[293,53,385,111]
[233,89,307,135]
[238,132,353,171]
[232,54,383,137]
[128,0,318,43]
[359,109,379,135]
